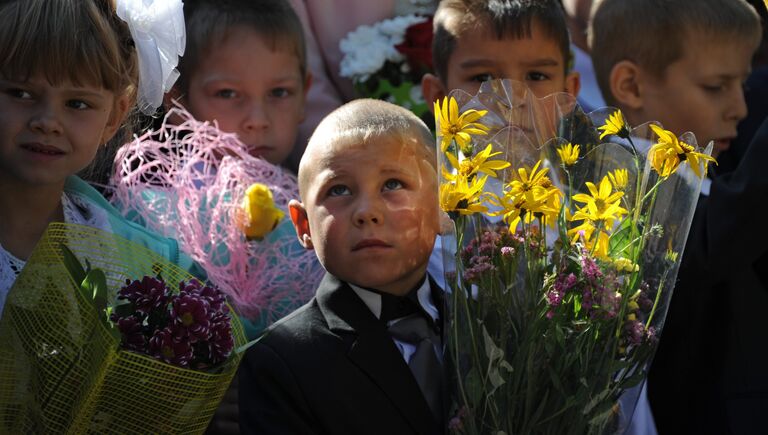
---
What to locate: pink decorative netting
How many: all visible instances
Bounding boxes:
[109,107,323,322]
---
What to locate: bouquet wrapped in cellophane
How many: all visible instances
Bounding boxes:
[0,223,247,434]
[110,107,324,335]
[437,80,714,434]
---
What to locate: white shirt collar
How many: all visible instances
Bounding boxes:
[349,277,438,323]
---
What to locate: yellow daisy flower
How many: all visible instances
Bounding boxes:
[598,110,630,140]
[568,176,628,258]
[489,160,563,230]
[440,173,489,215]
[607,168,629,191]
[435,96,489,153]
[444,144,510,181]
[648,124,717,178]
[557,143,580,166]
[571,176,628,223]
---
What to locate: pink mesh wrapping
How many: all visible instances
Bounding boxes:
[109,107,323,322]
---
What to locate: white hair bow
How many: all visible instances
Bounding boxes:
[117,0,185,115]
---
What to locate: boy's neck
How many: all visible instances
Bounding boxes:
[0,179,66,260]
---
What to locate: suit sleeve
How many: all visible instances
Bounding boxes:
[682,117,768,279]
[239,341,321,435]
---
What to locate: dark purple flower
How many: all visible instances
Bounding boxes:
[172,292,211,341]
[624,319,645,345]
[149,326,193,367]
[115,315,146,351]
[118,276,170,315]
[208,314,234,364]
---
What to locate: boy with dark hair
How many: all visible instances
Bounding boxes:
[589,0,766,432]
[170,0,311,167]
[239,99,445,434]
[422,0,580,106]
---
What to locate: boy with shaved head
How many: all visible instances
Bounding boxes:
[239,99,445,435]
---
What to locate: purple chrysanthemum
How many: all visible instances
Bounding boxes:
[171,292,211,342]
[149,326,193,367]
[118,276,170,315]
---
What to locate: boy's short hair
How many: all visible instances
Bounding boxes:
[589,0,762,106]
[0,0,137,99]
[299,99,435,198]
[432,0,572,80]
[177,0,306,93]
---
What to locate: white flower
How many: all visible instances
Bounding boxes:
[338,14,429,82]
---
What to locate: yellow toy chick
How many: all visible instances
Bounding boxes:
[240,183,285,241]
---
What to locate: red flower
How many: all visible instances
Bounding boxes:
[394,16,434,74]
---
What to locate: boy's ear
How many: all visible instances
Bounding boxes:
[289,199,313,250]
[565,70,581,97]
[100,94,131,144]
[609,60,643,110]
[421,73,446,110]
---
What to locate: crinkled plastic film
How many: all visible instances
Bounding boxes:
[0,223,246,434]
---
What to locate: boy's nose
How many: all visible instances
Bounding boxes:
[726,88,748,124]
[352,198,384,226]
[242,101,269,131]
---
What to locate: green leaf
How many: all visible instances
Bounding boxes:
[464,367,483,404]
[482,325,504,363]
[82,269,108,313]
[59,243,86,285]
[608,217,635,257]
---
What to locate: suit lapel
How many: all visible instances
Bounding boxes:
[316,274,438,435]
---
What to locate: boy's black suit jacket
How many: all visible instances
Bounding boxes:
[239,273,445,435]
[648,118,768,434]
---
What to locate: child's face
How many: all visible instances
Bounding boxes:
[0,73,126,187]
[184,26,308,165]
[636,35,754,157]
[291,134,440,296]
[443,20,579,99]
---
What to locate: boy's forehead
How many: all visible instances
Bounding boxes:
[456,21,566,63]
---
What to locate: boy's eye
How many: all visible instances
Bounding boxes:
[6,88,32,99]
[470,73,494,83]
[382,179,403,191]
[702,84,725,93]
[526,71,549,81]
[66,99,90,110]
[270,87,291,98]
[328,185,351,197]
[214,89,238,99]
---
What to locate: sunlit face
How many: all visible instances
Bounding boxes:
[0,73,122,187]
[294,134,440,296]
[443,20,579,99]
[637,34,755,157]
[184,26,308,165]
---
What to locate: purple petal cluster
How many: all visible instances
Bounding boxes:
[110,276,235,369]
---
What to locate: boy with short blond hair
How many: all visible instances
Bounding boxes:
[171,0,311,167]
[589,0,761,157]
[422,0,580,107]
[239,99,445,435]
[589,0,767,432]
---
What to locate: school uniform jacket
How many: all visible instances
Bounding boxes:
[239,273,444,435]
[648,118,768,434]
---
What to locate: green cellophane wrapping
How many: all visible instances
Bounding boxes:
[0,223,246,434]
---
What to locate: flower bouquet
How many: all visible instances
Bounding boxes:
[0,223,248,434]
[110,107,324,337]
[437,80,713,434]
[339,13,434,124]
